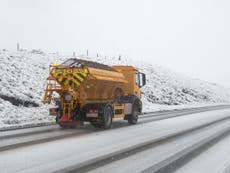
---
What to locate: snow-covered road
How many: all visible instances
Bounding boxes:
[1,108,230,173]
[175,130,230,173]
[1,105,228,152]
[89,116,230,173]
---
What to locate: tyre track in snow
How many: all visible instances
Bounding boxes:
[62,114,230,173]
[0,104,230,152]
[140,122,230,173]
[1,104,229,132]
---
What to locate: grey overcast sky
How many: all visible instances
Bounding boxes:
[0,0,230,87]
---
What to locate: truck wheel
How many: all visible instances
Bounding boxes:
[102,104,113,129]
[128,103,139,125]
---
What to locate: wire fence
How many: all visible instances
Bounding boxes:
[4,44,135,65]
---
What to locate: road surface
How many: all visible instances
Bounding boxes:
[1,105,230,173]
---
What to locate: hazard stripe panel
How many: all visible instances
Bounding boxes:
[51,68,88,86]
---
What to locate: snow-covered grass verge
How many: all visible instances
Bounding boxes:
[0,49,230,128]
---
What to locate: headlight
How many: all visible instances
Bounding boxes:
[64,93,72,101]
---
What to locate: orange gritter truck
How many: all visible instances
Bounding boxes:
[43,58,146,129]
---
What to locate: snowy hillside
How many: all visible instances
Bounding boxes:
[1,49,230,128]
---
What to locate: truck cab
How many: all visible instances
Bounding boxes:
[113,66,146,98]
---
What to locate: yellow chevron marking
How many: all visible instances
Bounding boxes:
[73,68,88,77]
[73,73,83,82]
[57,76,63,82]
[64,79,72,86]
[64,79,69,86]
[52,68,88,86]
[63,69,72,76]
[81,69,88,77]
[63,78,80,86]
[52,69,62,77]
[74,80,80,86]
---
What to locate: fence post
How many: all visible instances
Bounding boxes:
[119,55,121,61]
[17,43,19,51]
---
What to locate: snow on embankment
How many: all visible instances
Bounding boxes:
[0,49,230,127]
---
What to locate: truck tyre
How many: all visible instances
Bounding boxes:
[128,102,140,125]
[102,104,113,129]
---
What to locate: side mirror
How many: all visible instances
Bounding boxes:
[142,73,146,87]
[139,73,146,88]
